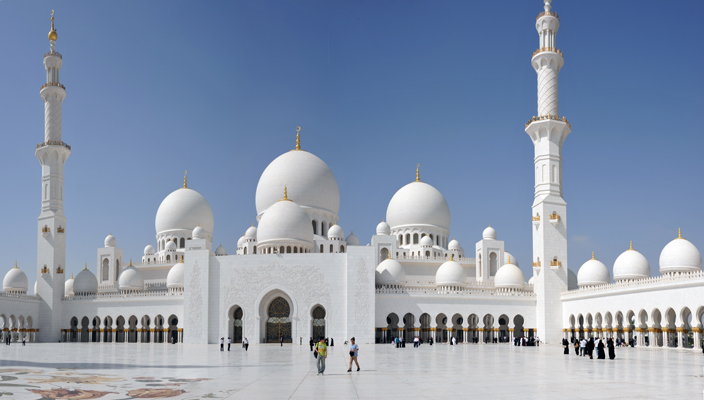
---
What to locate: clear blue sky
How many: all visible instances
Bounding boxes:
[1,1,702,289]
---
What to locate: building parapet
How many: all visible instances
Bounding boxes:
[396,255,475,264]
[0,292,38,300]
[376,286,535,297]
[63,290,181,301]
[562,270,704,299]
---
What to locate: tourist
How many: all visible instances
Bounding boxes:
[562,338,569,354]
[244,337,249,351]
[597,338,605,359]
[580,338,587,356]
[315,337,327,375]
[429,336,433,346]
[22,336,26,346]
[574,340,579,355]
[587,338,594,359]
[347,337,360,372]
[608,338,616,360]
[309,337,314,351]
[300,337,302,345]
[220,337,224,351]
[594,337,600,358]
[330,338,334,346]
[227,337,231,351]
[280,336,284,347]
[536,336,540,346]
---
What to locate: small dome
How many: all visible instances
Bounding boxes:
[215,244,227,256]
[64,275,74,296]
[613,244,651,281]
[386,181,451,232]
[659,230,702,274]
[376,220,391,236]
[528,276,535,286]
[144,244,155,255]
[494,263,525,289]
[192,225,205,240]
[448,239,461,251]
[577,256,610,287]
[237,235,245,247]
[346,231,360,246]
[504,251,518,268]
[3,264,28,293]
[482,226,496,240]
[119,263,144,291]
[165,240,177,251]
[420,235,433,246]
[166,259,185,289]
[567,269,578,290]
[155,187,214,238]
[245,225,258,239]
[435,258,467,287]
[375,258,406,286]
[104,234,116,247]
[257,197,314,247]
[73,266,98,295]
[328,223,344,240]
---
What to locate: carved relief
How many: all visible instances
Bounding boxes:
[187,261,203,339]
[354,257,371,335]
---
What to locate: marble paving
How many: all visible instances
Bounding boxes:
[0,341,702,399]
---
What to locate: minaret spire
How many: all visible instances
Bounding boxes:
[36,10,70,342]
[526,0,570,345]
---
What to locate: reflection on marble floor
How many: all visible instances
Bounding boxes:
[0,342,702,399]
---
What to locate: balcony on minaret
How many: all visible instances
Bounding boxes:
[41,266,50,274]
[525,115,570,129]
[36,141,71,150]
[532,214,541,228]
[549,212,561,226]
[41,225,51,237]
[56,266,64,274]
[536,10,559,21]
[550,257,561,268]
[532,47,563,58]
[56,226,65,234]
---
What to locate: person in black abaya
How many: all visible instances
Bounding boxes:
[588,338,594,359]
[608,338,616,360]
[562,338,569,355]
[597,338,606,359]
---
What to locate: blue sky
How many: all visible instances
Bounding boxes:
[1,1,702,288]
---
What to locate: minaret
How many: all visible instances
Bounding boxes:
[35,10,70,342]
[525,0,570,344]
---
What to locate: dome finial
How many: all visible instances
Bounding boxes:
[678,228,683,239]
[71,272,73,279]
[544,0,552,13]
[295,126,301,150]
[180,255,184,263]
[591,251,595,260]
[279,185,292,202]
[629,241,633,250]
[129,259,133,266]
[387,250,392,260]
[84,263,87,270]
[508,255,511,263]
[183,170,188,188]
[48,10,57,41]
[416,163,420,182]
[14,261,17,269]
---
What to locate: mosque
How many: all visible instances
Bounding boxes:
[2,1,703,351]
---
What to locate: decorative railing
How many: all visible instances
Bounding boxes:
[376,286,535,297]
[145,281,167,289]
[550,260,562,267]
[132,261,174,268]
[37,141,71,150]
[532,261,541,267]
[563,270,704,298]
[525,114,571,128]
[40,82,65,90]
[549,212,561,221]
[63,290,181,301]
[44,51,62,59]
[532,215,541,221]
[98,282,118,290]
[536,11,559,20]
[532,47,563,58]
[0,292,38,300]
[395,255,475,264]
[57,227,65,233]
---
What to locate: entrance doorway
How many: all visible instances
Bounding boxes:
[312,306,326,340]
[266,297,292,343]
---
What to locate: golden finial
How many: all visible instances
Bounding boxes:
[279,186,292,202]
[14,261,17,269]
[180,255,184,263]
[416,164,420,182]
[296,126,301,150]
[591,251,595,260]
[678,228,682,239]
[48,10,57,41]
[84,263,87,270]
[71,273,73,279]
[629,241,633,251]
[252,223,254,227]
[508,256,511,264]
[449,253,454,261]
[129,259,133,266]
[183,171,188,188]
[387,250,392,260]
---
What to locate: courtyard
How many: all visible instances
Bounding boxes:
[0,342,701,399]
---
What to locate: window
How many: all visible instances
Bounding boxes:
[102,259,109,282]
[294,247,298,253]
[253,246,257,254]
[312,220,318,235]
[413,234,419,244]
[320,244,324,253]
[340,245,345,253]
[286,246,291,253]
[399,235,403,245]
[406,234,410,244]
[280,246,285,254]
[180,238,185,248]
[244,247,247,254]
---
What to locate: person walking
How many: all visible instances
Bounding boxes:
[300,337,302,345]
[280,336,284,347]
[227,337,231,351]
[315,337,327,375]
[587,338,594,359]
[309,337,314,351]
[562,338,569,355]
[607,338,616,360]
[22,336,26,346]
[347,337,360,372]
[574,340,579,355]
[580,338,587,356]
[243,337,249,351]
[598,338,606,359]
[220,337,224,351]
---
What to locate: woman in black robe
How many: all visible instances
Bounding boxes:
[562,338,569,354]
[608,338,616,360]
[588,338,594,359]
[597,339,606,359]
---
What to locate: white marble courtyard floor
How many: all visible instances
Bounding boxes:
[0,342,702,399]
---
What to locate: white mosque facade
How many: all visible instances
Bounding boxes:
[2,1,704,351]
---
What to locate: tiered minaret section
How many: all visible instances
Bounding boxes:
[525,0,570,345]
[35,11,70,342]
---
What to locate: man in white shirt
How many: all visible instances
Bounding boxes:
[219,337,224,351]
[580,338,587,356]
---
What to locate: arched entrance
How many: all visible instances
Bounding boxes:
[266,297,292,343]
[312,306,326,340]
[234,308,243,343]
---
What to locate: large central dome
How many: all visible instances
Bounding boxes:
[256,150,340,218]
[386,181,451,231]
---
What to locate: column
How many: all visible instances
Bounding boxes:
[137,329,142,343]
[430,325,437,343]
[676,328,683,349]
[463,328,469,344]
[693,328,702,350]
[381,327,387,343]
